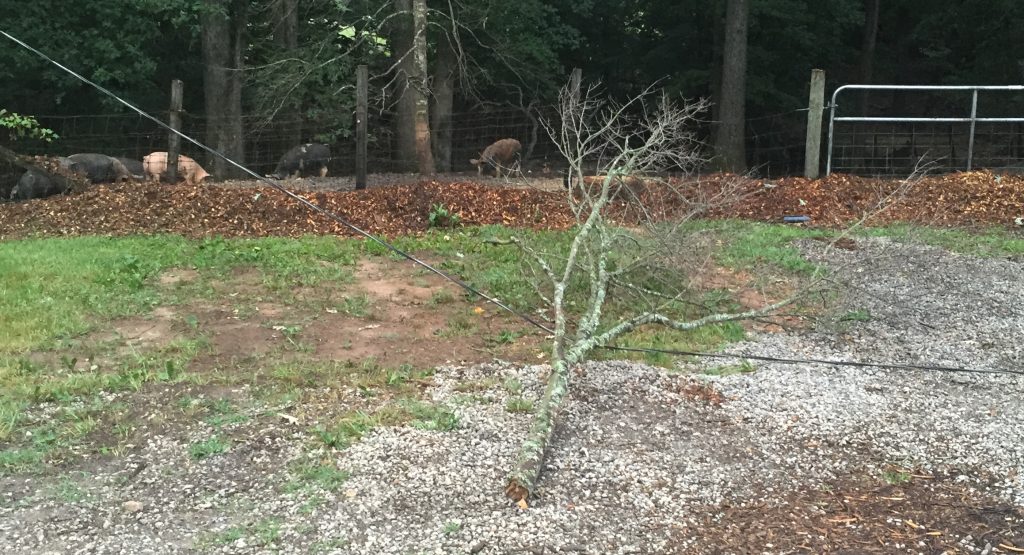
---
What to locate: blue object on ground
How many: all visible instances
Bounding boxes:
[783,215,811,223]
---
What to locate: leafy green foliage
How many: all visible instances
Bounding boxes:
[428,203,462,228]
[0,109,58,142]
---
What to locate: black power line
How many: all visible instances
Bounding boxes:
[604,346,1024,377]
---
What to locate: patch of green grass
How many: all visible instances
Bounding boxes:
[207,526,245,547]
[286,460,351,492]
[429,290,456,306]
[313,411,376,449]
[443,521,462,535]
[261,358,433,395]
[204,399,248,428]
[113,420,136,440]
[693,220,826,274]
[337,294,371,317]
[435,315,475,338]
[0,235,364,354]
[189,436,229,460]
[0,447,46,475]
[863,224,1024,257]
[400,400,459,432]
[314,399,458,449]
[53,475,88,503]
[600,321,747,368]
[882,469,911,485]
[491,330,518,345]
[503,378,523,395]
[505,397,534,413]
[0,237,172,352]
[0,399,25,441]
[252,518,282,546]
[0,348,198,462]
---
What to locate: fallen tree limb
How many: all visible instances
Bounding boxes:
[504,359,570,503]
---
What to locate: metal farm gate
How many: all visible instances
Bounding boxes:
[826,85,1024,176]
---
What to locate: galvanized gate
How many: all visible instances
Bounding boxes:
[826,85,1024,176]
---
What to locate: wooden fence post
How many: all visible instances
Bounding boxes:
[168,79,183,182]
[356,65,368,190]
[804,69,825,179]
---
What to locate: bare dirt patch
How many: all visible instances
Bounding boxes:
[114,306,178,349]
[304,257,546,368]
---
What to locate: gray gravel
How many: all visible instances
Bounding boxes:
[692,237,1024,506]
[0,236,1022,554]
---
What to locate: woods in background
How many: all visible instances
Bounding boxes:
[2,0,1024,176]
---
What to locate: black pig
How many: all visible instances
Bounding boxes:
[11,168,63,200]
[114,157,145,180]
[270,143,330,179]
[66,153,131,183]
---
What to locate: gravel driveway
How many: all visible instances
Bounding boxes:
[1,236,1022,554]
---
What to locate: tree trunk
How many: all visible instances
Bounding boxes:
[390,0,417,172]
[201,0,247,179]
[858,0,881,115]
[273,0,302,146]
[709,0,725,146]
[272,0,298,50]
[715,0,748,173]
[430,31,457,172]
[411,0,434,175]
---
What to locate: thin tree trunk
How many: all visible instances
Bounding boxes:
[412,0,434,175]
[858,0,880,115]
[431,31,457,172]
[201,0,247,179]
[715,0,748,173]
[523,103,539,164]
[390,0,417,172]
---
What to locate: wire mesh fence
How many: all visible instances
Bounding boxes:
[4,103,816,184]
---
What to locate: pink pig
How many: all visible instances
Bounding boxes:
[142,152,210,185]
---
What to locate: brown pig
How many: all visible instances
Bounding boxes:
[142,152,210,185]
[470,138,522,177]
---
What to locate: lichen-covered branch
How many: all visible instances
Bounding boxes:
[587,295,799,354]
[505,359,571,502]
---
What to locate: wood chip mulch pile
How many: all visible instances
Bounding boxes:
[1,170,1022,239]
[731,170,1024,228]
